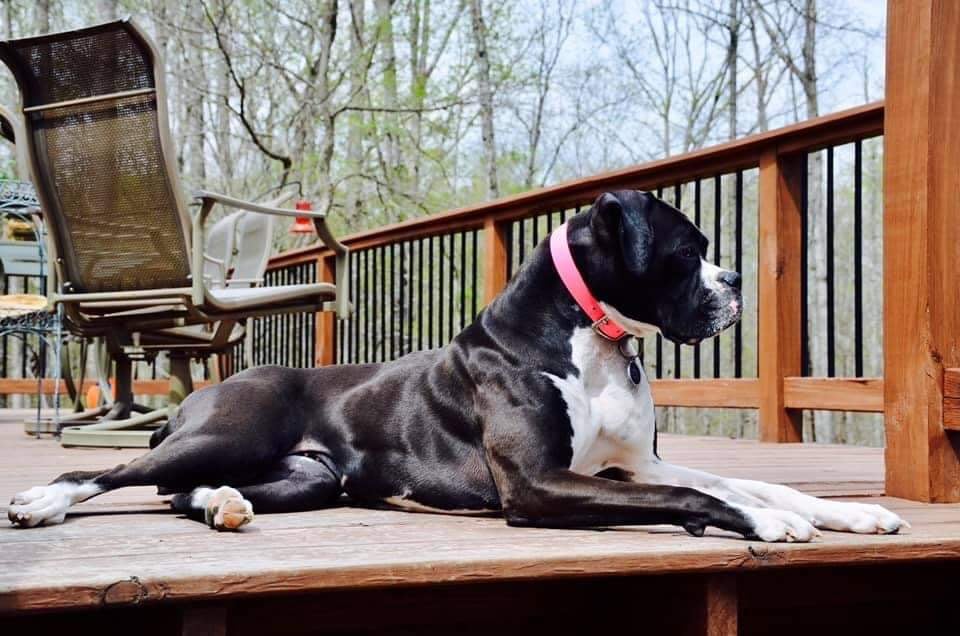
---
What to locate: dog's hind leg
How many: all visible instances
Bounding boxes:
[171,454,343,530]
[8,424,280,529]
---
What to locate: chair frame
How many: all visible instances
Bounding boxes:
[0,19,349,339]
[0,19,350,446]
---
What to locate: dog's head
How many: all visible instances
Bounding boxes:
[572,190,742,344]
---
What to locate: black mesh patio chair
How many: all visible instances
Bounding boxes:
[0,19,349,446]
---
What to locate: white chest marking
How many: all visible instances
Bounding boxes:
[544,327,657,476]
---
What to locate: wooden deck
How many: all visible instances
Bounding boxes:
[2,412,959,634]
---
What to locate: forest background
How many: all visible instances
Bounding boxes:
[0,0,887,444]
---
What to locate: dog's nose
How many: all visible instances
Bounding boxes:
[719,271,741,290]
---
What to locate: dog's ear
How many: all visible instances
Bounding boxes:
[590,191,654,276]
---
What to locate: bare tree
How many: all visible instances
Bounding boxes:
[469,0,499,199]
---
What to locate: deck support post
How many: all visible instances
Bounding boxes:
[316,254,337,366]
[697,573,738,635]
[181,604,227,636]
[884,0,960,501]
[757,149,804,442]
[483,217,509,305]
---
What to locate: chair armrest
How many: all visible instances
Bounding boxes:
[194,190,347,257]
[192,191,351,318]
[202,254,227,286]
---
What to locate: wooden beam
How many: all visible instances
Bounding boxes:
[783,377,883,413]
[757,149,804,442]
[944,369,960,430]
[649,379,759,409]
[884,0,960,501]
[483,217,509,305]
[0,378,212,396]
[943,368,960,399]
[317,255,336,366]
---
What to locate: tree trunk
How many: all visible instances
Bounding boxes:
[344,0,370,232]
[34,0,50,33]
[375,0,400,210]
[469,0,499,199]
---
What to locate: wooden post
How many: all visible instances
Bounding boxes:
[483,217,509,305]
[316,254,337,366]
[884,0,960,501]
[698,574,738,635]
[757,149,804,443]
[181,605,227,636]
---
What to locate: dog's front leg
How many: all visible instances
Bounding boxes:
[486,460,817,542]
[630,459,907,535]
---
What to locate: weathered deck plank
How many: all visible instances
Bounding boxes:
[1,413,958,617]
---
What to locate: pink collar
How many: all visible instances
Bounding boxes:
[550,222,627,341]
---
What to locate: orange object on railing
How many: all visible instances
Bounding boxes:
[289,200,315,234]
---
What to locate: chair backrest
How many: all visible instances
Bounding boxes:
[0,20,192,294]
[203,212,240,287]
[230,211,273,286]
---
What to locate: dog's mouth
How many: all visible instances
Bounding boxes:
[662,296,743,346]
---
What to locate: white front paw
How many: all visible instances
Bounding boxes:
[742,506,820,543]
[825,502,909,534]
[8,485,70,528]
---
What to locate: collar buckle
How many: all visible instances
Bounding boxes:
[591,316,621,341]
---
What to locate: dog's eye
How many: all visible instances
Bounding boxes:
[678,246,698,259]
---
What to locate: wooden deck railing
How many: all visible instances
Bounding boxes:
[261,101,885,445]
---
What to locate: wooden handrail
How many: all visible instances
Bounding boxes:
[269,101,883,269]
[257,100,887,428]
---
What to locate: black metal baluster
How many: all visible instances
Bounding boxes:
[407,241,414,355]
[370,251,376,362]
[713,175,722,378]
[447,233,455,341]
[364,249,371,363]
[826,146,836,378]
[734,171,743,378]
[505,223,514,277]
[418,239,424,351]
[801,155,810,376]
[437,236,444,347]
[854,140,864,377]
[656,187,663,379]
[460,231,467,331]
[428,236,435,348]
[693,179,701,379]
[380,246,386,362]
[351,252,359,363]
[337,264,345,364]
[519,218,526,266]
[398,241,406,357]
[674,183,682,378]
[389,243,396,360]
[471,230,479,320]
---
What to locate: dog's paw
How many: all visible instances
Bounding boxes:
[821,501,909,535]
[204,486,254,531]
[741,506,820,543]
[8,485,70,528]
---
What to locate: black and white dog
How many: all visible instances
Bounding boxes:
[8,191,906,541]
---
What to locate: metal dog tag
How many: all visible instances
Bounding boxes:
[626,358,643,385]
[618,336,640,359]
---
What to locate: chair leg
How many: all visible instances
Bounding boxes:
[168,354,194,408]
[103,354,133,420]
